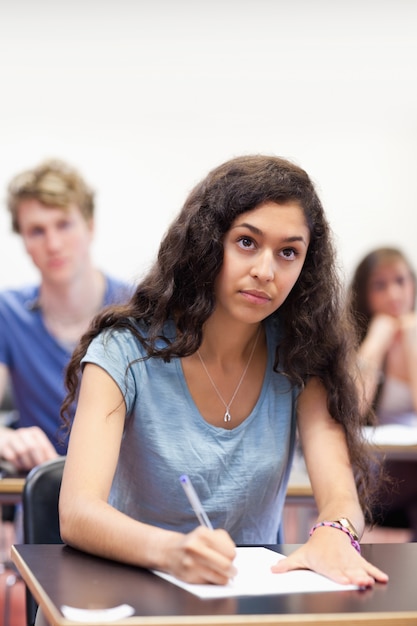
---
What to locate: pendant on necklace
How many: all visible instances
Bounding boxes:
[224,409,232,423]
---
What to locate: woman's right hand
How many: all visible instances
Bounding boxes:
[164,526,237,584]
[398,312,417,345]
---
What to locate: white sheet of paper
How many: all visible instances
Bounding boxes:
[363,424,417,446]
[61,604,135,622]
[152,547,359,598]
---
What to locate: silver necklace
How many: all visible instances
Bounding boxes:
[197,326,261,423]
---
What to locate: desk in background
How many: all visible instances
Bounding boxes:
[286,432,417,504]
[284,437,417,543]
[0,469,309,506]
[0,477,25,505]
[1,434,416,544]
[12,542,417,626]
[1,430,415,508]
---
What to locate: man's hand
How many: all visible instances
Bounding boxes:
[0,426,58,471]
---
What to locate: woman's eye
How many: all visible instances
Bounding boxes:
[237,236,255,249]
[280,248,297,260]
[371,281,386,292]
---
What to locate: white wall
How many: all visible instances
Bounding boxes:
[1,0,416,290]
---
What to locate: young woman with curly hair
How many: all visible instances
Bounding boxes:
[59,155,388,588]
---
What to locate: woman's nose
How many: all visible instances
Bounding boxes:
[250,250,275,281]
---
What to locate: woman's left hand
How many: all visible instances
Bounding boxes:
[271,527,389,587]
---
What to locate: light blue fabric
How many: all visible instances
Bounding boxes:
[0,276,133,453]
[82,319,298,544]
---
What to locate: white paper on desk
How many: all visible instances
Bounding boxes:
[61,604,135,622]
[152,547,358,598]
[363,424,417,446]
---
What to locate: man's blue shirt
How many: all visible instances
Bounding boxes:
[0,276,133,453]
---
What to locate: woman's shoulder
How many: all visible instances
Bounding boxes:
[89,318,176,356]
[95,318,145,342]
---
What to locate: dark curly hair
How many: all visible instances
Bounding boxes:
[62,154,379,521]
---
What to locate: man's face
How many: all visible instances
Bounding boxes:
[17,198,94,286]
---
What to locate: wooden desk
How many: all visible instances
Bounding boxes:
[0,477,25,504]
[0,441,414,506]
[375,444,417,462]
[285,440,417,503]
[11,542,417,625]
[285,482,312,500]
[284,443,417,542]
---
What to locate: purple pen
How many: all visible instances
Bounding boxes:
[179,474,213,529]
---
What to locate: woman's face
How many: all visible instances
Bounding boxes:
[367,259,415,317]
[214,200,310,325]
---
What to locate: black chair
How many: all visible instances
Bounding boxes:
[22,456,65,626]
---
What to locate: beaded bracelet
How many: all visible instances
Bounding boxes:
[309,521,361,554]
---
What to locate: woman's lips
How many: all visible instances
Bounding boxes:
[240,290,271,304]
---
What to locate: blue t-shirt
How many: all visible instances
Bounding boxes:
[0,276,133,453]
[82,319,298,544]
